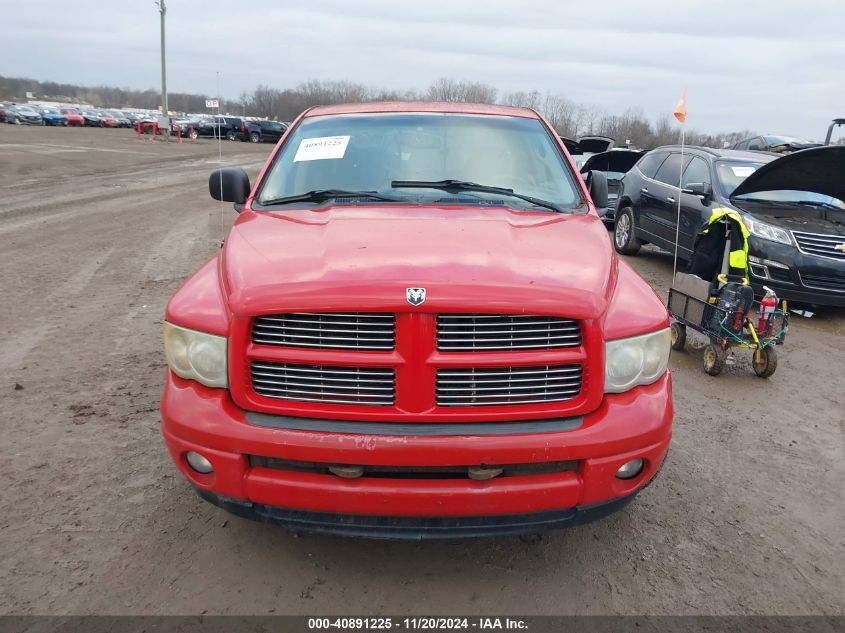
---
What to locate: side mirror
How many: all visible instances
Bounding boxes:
[210,167,251,212]
[585,170,609,210]
[683,182,712,201]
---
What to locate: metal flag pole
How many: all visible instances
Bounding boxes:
[217,71,225,244]
[673,126,685,281]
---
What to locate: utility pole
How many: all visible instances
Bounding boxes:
[156,0,168,117]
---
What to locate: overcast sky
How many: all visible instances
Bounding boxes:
[4,0,843,138]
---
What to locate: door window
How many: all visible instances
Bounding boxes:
[653,153,691,186]
[681,157,711,188]
[636,151,668,179]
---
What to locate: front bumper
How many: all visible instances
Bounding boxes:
[161,371,672,537]
[748,237,845,307]
[195,487,641,539]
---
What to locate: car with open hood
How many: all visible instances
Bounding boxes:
[614,145,845,306]
[579,148,646,224]
[160,101,673,539]
[825,118,844,145]
[730,135,822,154]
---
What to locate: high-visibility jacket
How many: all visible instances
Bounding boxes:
[707,207,749,279]
[687,207,749,283]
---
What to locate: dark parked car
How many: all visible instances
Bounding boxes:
[175,115,245,140]
[730,135,821,154]
[5,105,43,125]
[613,145,845,306]
[243,119,288,143]
[80,110,104,127]
[201,115,246,140]
[579,149,645,224]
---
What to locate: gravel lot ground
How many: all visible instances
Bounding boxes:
[1,125,843,616]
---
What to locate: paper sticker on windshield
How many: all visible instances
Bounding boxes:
[293,136,350,162]
[731,166,756,177]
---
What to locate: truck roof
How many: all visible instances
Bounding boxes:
[305,101,540,119]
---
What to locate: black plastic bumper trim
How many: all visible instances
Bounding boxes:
[194,488,637,540]
[245,412,583,436]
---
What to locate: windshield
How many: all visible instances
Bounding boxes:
[762,135,811,145]
[718,160,845,207]
[715,160,764,197]
[257,113,582,211]
[736,190,845,208]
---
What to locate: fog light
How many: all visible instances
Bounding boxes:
[616,458,644,480]
[186,451,213,474]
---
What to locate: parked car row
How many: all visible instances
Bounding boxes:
[611,144,845,307]
[1,103,292,145]
[1,102,157,128]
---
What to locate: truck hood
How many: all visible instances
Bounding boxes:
[221,206,616,319]
[730,145,845,201]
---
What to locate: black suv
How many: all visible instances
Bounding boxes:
[242,119,288,143]
[614,145,845,306]
[190,115,246,140]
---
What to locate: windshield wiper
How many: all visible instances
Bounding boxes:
[736,197,843,210]
[259,189,406,206]
[792,200,843,210]
[390,179,562,213]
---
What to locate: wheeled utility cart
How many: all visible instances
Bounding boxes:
[668,279,788,377]
[667,209,789,378]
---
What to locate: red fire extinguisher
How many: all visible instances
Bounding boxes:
[758,286,777,337]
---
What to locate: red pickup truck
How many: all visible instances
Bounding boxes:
[161,102,672,539]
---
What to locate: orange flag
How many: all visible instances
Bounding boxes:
[673,88,688,124]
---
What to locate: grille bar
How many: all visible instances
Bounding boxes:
[253,312,395,350]
[437,314,581,351]
[251,362,395,406]
[799,272,845,292]
[436,365,582,407]
[792,231,845,261]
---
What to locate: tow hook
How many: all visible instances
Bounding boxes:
[468,465,503,481]
[328,465,364,479]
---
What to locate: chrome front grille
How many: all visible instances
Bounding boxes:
[436,365,582,407]
[436,314,581,351]
[792,231,845,261]
[252,312,395,350]
[251,362,395,406]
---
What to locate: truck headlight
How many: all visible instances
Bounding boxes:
[605,328,670,393]
[743,216,792,246]
[164,322,228,388]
